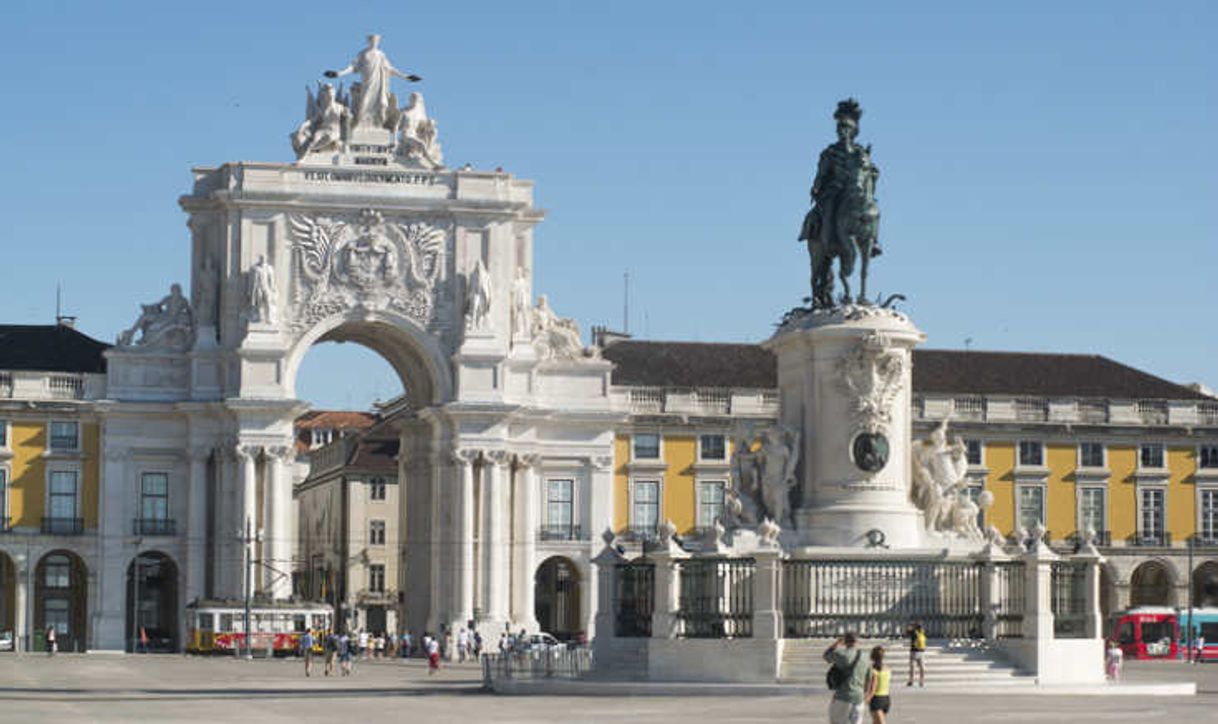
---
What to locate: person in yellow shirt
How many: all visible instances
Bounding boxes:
[864,645,892,724]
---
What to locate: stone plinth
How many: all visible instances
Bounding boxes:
[765,305,925,548]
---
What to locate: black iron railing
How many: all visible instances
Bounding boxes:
[538,524,582,541]
[482,648,593,688]
[993,560,1026,639]
[1064,530,1111,548]
[133,518,177,536]
[675,558,754,638]
[614,561,654,637]
[1051,561,1088,638]
[620,525,660,543]
[1191,534,1218,548]
[41,517,84,535]
[1128,532,1172,547]
[781,559,989,639]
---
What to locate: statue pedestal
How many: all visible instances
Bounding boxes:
[765,305,926,549]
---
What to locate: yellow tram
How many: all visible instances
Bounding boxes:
[186,600,333,656]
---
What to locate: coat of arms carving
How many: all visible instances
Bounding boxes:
[838,331,904,434]
[287,208,448,333]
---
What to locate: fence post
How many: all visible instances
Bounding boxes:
[975,538,1007,640]
[591,529,627,652]
[1021,522,1059,641]
[1072,531,1105,640]
[751,546,782,640]
[650,520,684,639]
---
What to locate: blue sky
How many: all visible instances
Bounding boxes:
[1,1,1213,409]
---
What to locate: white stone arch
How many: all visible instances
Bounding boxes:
[284,308,453,406]
[1127,557,1181,607]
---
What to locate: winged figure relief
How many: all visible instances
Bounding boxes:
[289,214,346,302]
[840,336,904,432]
[396,222,447,288]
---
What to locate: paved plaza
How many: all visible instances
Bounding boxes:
[0,655,1213,723]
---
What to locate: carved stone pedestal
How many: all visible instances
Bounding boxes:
[765,305,925,548]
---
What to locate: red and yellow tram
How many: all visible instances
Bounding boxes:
[186,600,333,656]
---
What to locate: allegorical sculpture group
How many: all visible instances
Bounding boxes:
[291,34,444,169]
[798,99,885,310]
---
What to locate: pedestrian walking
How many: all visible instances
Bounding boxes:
[473,630,483,657]
[824,632,868,724]
[300,629,315,677]
[864,645,891,724]
[358,628,369,660]
[1195,633,1206,664]
[457,627,469,662]
[426,632,441,675]
[46,626,57,656]
[339,632,353,676]
[905,621,926,687]
[1105,639,1123,680]
[324,631,338,676]
[402,631,413,659]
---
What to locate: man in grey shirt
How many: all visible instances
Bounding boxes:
[823,632,869,724]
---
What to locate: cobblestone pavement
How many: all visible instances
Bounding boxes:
[0,654,1213,723]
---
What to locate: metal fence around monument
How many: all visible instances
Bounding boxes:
[675,558,754,639]
[993,561,1025,638]
[780,559,988,639]
[614,561,655,638]
[1051,561,1088,639]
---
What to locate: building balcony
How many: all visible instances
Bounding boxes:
[133,518,177,536]
[1127,532,1172,547]
[538,524,583,542]
[1188,534,1218,549]
[1065,530,1111,548]
[41,517,84,535]
[619,525,660,544]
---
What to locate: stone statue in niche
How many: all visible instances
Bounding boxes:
[911,420,992,540]
[324,34,421,130]
[395,92,444,169]
[798,98,883,309]
[118,283,195,350]
[291,83,352,159]
[464,258,491,331]
[531,295,586,361]
[510,267,530,340]
[247,255,278,324]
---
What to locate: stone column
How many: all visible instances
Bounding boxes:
[452,449,477,627]
[235,444,259,600]
[590,531,627,659]
[484,451,511,625]
[13,553,27,652]
[512,454,541,631]
[1021,527,1058,642]
[649,522,684,639]
[584,455,614,639]
[751,547,783,640]
[265,445,293,599]
[94,448,130,651]
[1073,537,1105,640]
[185,446,211,605]
[976,540,1007,641]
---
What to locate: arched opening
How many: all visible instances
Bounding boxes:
[1194,561,1218,608]
[0,552,15,640]
[1130,560,1175,607]
[126,552,179,653]
[34,551,87,652]
[287,315,444,633]
[534,556,581,641]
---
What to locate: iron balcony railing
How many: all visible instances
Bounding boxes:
[620,525,661,543]
[41,517,84,535]
[1065,530,1111,548]
[133,518,177,536]
[1188,534,1218,548]
[1128,532,1172,547]
[538,524,583,542]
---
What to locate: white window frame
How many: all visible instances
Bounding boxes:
[45,465,81,521]
[1015,483,1046,532]
[544,477,576,530]
[1076,485,1107,538]
[629,479,662,531]
[368,564,385,593]
[697,434,727,463]
[631,433,662,462]
[1139,442,1166,471]
[1017,440,1045,469]
[1198,486,1218,543]
[47,420,80,453]
[1136,485,1167,541]
[696,479,726,528]
[368,477,387,501]
[964,439,985,468]
[1078,442,1106,470]
[139,471,170,521]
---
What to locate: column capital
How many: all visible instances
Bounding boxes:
[188,446,212,463]
[234,444,261,462]
[588,454,615,472]
[266,445,295,462]
[451,448,478,466]
[516,453,542,469]
[485,450,512,467]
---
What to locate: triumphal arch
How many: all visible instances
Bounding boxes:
[97,36,617,648]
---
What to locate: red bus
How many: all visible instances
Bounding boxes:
[1112,607,1178,660]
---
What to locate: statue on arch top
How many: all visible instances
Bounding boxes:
[291,83,352,159]
[798,98,883,309]
[325,34,422,130]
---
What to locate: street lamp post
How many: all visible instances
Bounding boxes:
[1187,535,1194,662]
[239,517,261,660]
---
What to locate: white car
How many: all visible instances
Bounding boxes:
[523,632,566,652]
[0,631,13,652]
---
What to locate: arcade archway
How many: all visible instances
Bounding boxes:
[126,552,180,653]
[0,552,14,639]
[34,551,87,652]
[1194,561,1218,608]
[1130,560,1175,607]
[534,556,581,641]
